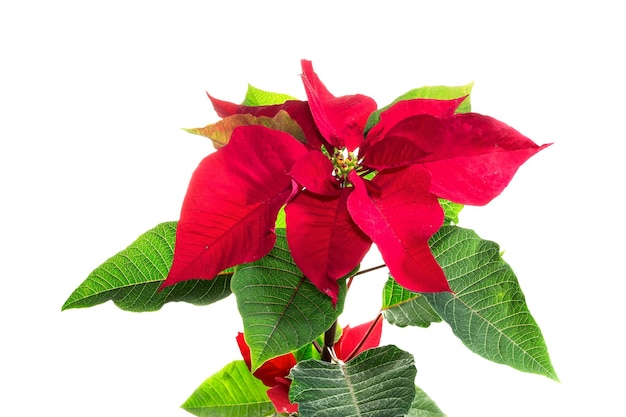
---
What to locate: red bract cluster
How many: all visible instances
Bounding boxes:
[163,60,549,303]
[237,318,383,413]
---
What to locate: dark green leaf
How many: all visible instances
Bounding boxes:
[232,230,346,371]
[425,226,558,380]
[62,222,231,312]
[382,277,441,328]
[181,360,275,417]
[290,345,416,417]
[365,83,473,132]
[405,386,447,417]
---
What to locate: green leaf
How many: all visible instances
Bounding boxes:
[181,360,275,417]
[382,277,441,328]
[293,342,321,362]
[275,206,286,228]
[425,225,558,380]
[439,199,464,225]
[365,82,474,132]
[232,230,346,371]
[405,386,447,417]
[62,222,231,312]
[243,84,297,106]
[289,345,417,417]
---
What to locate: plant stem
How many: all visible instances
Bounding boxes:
[321,320,338,362]
[353,264,386,277]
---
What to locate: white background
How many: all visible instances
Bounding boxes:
[1,1,624,416]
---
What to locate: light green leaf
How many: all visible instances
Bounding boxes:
[275,206,286,228]
[243,84,297,106]
[405,386,447,417]
[232,230,346,371]
[439,199,464,225]
[365,82,474,132]
[181,360,275,417]
[289,345,416,417]
[62,222,231,312]
[425,226,558,380]
[382,277,441,328]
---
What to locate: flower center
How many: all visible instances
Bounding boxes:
[331,147,359,178]
[322,146,364,187]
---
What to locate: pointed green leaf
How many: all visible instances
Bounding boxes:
[275,206,286,228]
[405,386,447,417]
[243,84,297,106]
[424,225,558,380]
[62,222,231,312]
[439,199,463,225]
[382,277,441,328]
[365,82,474,132]
[181,360,275,417]
[232,230,346,371]
[289,345,416,417]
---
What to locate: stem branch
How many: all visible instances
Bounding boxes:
[353,264,386,277]
[321,321,338,362]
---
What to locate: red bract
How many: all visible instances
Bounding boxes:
[334,316,383,362]
[236,333,298,413]
[236,318,383,414]
[163,59,550,303]
[162,125,308,285]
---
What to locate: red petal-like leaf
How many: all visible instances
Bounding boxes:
[236,332,253,368]
[163,126,307,287]
[361,134,432,171]
[236,333,297,387]
[362,97,466,154]
[335,316,383,361]
[369,113,550,205]
[285,188,372,303]
[267,377,298,414]
[207,92,325,149]
[422,113,551,205]
[347,169,451,293]
[289,150,340,196]
[300,60,376,150]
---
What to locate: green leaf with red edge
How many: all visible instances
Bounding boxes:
[207,93,326,150]
[424,225,558,381]
[62,222,231,312]
[365,82,474,132]
[381,277,441,328]
[184,110,306,149]
[181,360,275,417]
[243,84,297,106]
[289,345,417,417]
[231,229,347,372]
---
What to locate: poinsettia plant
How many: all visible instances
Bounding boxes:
[63,59,556,416]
